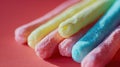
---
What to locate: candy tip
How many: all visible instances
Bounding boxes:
[58,23,74,38]
[72,41,91,63]
[15,27,26,44]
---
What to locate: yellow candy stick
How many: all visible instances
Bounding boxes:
[28,0,97,49]
[58,0,115,38]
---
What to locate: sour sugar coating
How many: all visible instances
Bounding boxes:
[14,0,79,44]
[59,22,95,57]
[72,0,120,63]
[82,26,120,67]
[28,0,97,49]
[35,29,64,59]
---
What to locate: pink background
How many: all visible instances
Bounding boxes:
[0,0,120,67]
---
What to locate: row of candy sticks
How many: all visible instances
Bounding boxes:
[15,0,120,67]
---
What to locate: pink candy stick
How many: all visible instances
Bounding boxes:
[82,26,120,67]
[15,0,79,44]
[35,29,64,59]
[59,22,95,57]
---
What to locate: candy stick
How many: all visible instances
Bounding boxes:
[28,0,97,49]
[58,0,115,38]
[82,26,120,67]
[59,22,95,57]
[72,0,120,63]
[14,0,79,44]
[35,29,64,59]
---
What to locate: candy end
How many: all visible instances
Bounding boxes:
[58,23,74,38]
[15,27,26,44]
[27,36,36,49]
[72,41,90,63]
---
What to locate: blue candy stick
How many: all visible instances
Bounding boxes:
[72,0,120,63]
